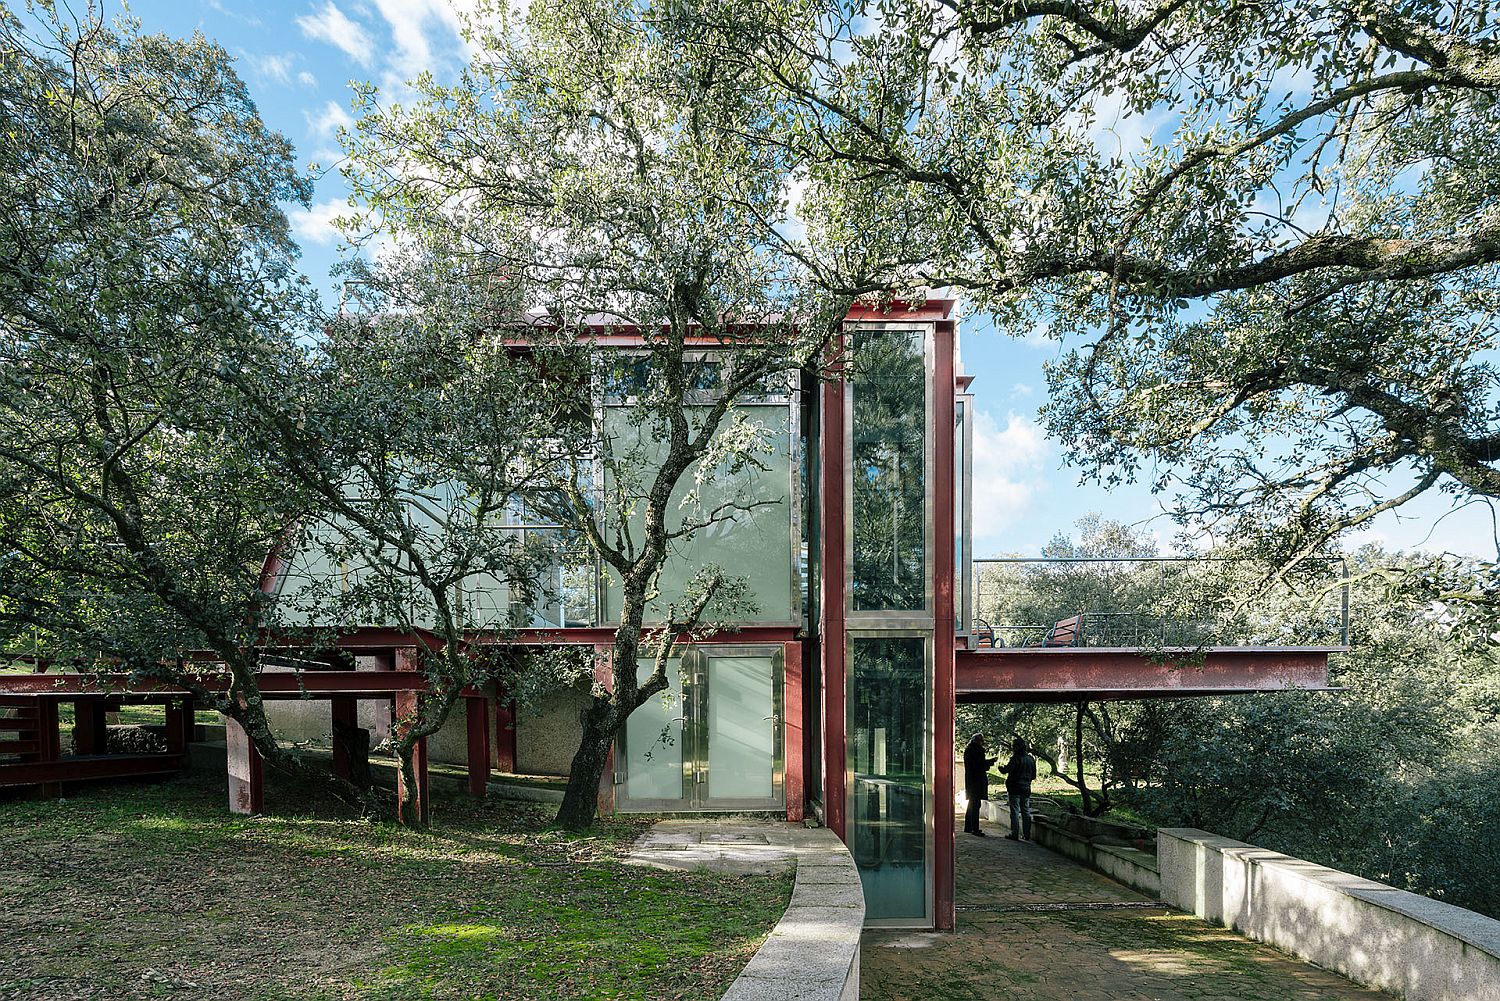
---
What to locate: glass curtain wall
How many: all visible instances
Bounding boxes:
[848,635,930,921]
[850,327,928,612]
[619,648,784,811]
[845,323,934,925]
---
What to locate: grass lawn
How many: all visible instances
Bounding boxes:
[0,776,792,1001]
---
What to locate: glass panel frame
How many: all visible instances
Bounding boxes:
[846,630,934,927]
[615,644,786,813]
[843,322,935,625]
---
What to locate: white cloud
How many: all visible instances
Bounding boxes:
[250,53,295,85]
[308,100,355,139]
[298,70,318,87]
[288,198,348,246]
[296,2,375,67]
[1010,382,1033,397]
[969,410,1051,549]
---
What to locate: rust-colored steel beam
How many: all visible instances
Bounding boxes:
[955,647,1334,703]
[0,671,471,698]
[465,695,491,799]
[0,754,182,786]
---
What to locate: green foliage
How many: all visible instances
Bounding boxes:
[0,3,312,731]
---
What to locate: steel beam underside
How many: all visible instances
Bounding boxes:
[956,647,1333,703]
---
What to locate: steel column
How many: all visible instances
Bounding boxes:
[819,350,847,839]
[73,698,107,756]
[330,697,357,781]
[932,322,957,931]
[465,694,491,798]
[495,698,517,775]
[595,643,614,816]
[393,647,429,826]
[783,640,804,823]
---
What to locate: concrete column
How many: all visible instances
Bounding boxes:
[225,714,264,815]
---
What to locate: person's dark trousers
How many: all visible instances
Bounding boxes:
[965,794,982,833]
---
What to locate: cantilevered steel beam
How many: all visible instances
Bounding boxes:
[955,647,1337,704]
[0,671,466,698]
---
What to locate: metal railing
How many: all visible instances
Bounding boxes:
[968,556,1350,651]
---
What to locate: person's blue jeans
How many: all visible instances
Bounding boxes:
[1009,792,1033,839]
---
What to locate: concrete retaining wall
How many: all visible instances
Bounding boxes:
[1158,828,1500,1001]
[719,827,863,1001]
[987,797,1160,897]
[515,686,588,776]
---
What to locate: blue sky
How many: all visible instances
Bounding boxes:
[107,1,1498,561]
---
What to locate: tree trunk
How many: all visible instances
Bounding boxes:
[557,699,615,831]
[1074,703,1093,816]
[395,740,425,829]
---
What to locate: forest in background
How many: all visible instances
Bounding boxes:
[962,516,1500,919]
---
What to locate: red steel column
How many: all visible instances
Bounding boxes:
[330,697,357,781]
[73,698,106,756]
[932,322,957,931]
[465,694,491,798]
[394,647,429,826]
[783,640,804,823]
[36,697,61,799]
[819,349,848,839]
[164,698,191,755]
[225,711,265,815]
[594,643,615,816]
[495,697,517,774]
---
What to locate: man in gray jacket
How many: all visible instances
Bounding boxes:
[999,737,1037,841]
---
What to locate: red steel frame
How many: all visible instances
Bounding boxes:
[818,339,847,840]
[931,318,958,931]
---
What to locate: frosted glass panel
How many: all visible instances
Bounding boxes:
[706,656,775,801]
[602,404,795,623]
[624,658,685,801]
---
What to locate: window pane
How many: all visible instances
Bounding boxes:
[705,655,776,801]
[851,327,927,611]
[624,658,686,802]
[848,636,929,921]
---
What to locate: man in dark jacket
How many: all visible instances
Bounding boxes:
[1000,737,1038,841]
[963,734,998,836]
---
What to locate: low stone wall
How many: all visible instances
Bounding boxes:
[718,826,863,1001]
[987,797,1160,897]
[1158,828,1500,1001]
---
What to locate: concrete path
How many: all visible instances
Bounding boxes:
[624,818,811,876]
[860,814,1388,1000]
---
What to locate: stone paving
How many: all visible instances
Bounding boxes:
[860,814,1388,1000]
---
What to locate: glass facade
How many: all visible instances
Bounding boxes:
[623,657,687,802]
[848,635,930,922]
[601,403,797,624]
[618,648,784,811]
[850,327,928,612]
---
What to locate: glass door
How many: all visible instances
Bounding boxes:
[618,647,784,812]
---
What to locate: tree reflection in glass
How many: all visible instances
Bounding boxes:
[850,327,927,612]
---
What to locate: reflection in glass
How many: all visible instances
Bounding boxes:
[706,655,775,801]
[624,658,686,801]
[848,636,929,921]
[851,327,927,611]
